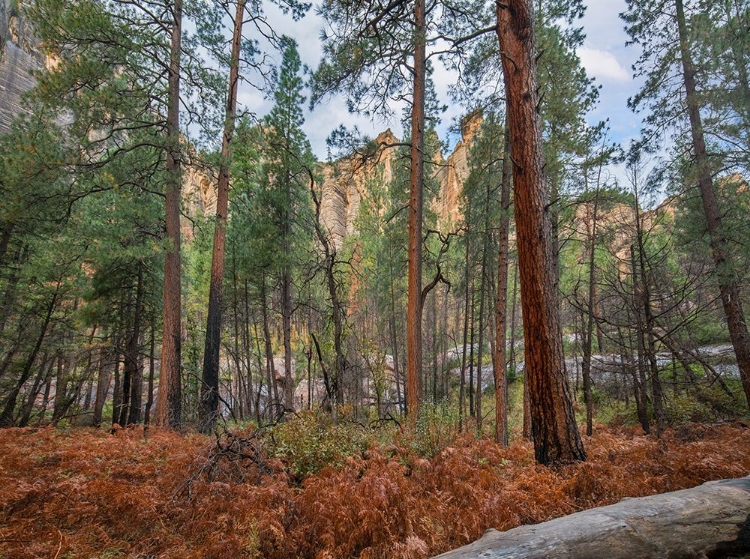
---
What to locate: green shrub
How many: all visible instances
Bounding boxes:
[268,411,370,478]
[400,402,461,459]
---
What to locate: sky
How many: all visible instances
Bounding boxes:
[237,0,646,169]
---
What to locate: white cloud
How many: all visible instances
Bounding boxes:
[578,46,630,83]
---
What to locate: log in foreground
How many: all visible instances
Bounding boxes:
[434,477,750,558]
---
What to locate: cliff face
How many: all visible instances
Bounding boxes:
[318,121,479,249]
[0,3,470,239]
[318,129,397,248]
[0,0,45,134]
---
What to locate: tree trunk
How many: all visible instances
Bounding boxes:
[282,267,293,410]
[112,353,122,427]
[36,370,52,426]
[259,276,279,418]
[144,323,156,426]
[582,185,600,437]
[629,295,652,435]
[634,243,666,437]
[468,281,476,418]
[199,0,246,431]
[459,213,471,432]
[156,0,183,429]
[406,0,426,421]
[675,0,750,409]
[389,295,402,415]
[123,266,144,425]
[476,246,487,432]
[432,289,439,405]
[496,0,585,464]
[18,353,52,427]
[328,254,346,409]
[93,347,110,428]
[0,279,60,427]
[495,123,512,446]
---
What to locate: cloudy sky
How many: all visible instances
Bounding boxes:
[237,0,644,163]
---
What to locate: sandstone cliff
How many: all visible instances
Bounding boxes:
[318,117,482,249]
[0,0,45,134]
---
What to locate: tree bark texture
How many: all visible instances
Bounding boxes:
[496,0,585,464]
[156,0,183,429]
[199,0,246,432]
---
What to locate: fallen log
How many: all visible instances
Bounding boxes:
[434,476,750,558]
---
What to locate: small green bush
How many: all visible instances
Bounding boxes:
[400,402,460,459]
[268,411,370,478]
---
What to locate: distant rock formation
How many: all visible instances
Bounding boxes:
[318,115,484,249]
[0,0,45,134]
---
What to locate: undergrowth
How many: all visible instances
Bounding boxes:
[0,421,749,558]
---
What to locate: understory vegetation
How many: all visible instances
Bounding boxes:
[1,418,748,559]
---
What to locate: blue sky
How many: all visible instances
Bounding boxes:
[237,0,646,166]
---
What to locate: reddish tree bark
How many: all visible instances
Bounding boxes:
[156,0,183,429]
[199,0,246,432]
[496,0,585,464]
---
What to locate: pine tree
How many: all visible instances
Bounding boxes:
[622,0,750,408]
[262,37,316,412]
[496,0,586,464]
[199,0,247,433]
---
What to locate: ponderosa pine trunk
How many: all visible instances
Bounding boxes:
[406,0,426,422]
[156,0,183,429]
[496,0,585,464]
[494,123,512,446]
[675,0,750,408]
[199,0,246,432]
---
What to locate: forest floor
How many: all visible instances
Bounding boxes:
[1,419,749,559]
